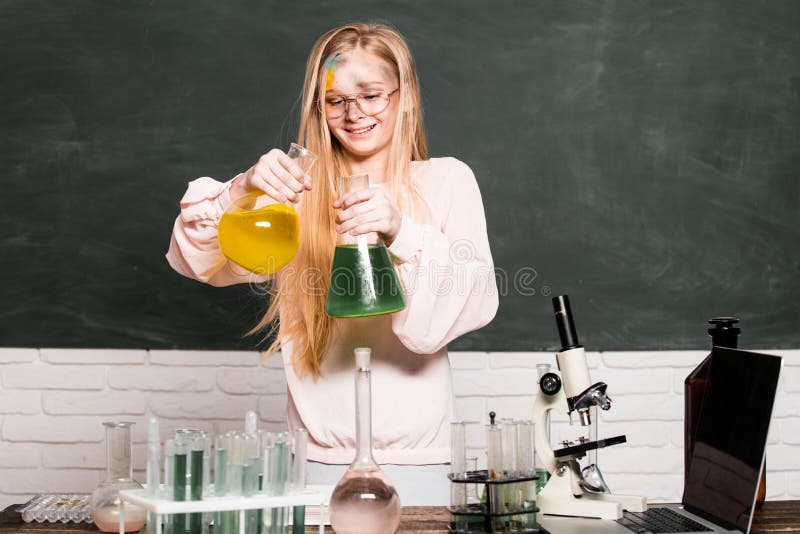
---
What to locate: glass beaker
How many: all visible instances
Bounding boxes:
[90,422,146,533]
[218,143,317,274]
[325,174,405,317]
[329,348,401,534]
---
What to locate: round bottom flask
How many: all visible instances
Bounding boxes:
[90,422,146,532]
[329,348,401,534]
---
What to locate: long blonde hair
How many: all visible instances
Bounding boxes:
[250,22,428,379]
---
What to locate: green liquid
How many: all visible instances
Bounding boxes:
[190,450,203,534]
[325,244,405,317]
[535,468,549,494]
[173,453,187,534]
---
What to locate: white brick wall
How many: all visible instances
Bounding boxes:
[0,347,798,511]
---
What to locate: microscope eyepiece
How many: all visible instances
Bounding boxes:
[552,295,581,351]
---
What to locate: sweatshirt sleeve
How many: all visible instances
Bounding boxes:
[388,158,499,354]
[165,176,269,287]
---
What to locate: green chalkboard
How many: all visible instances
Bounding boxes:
[2,1,798,351]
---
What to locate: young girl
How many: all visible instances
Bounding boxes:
[166,22,498,505]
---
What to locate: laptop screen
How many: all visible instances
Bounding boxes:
[683,347,781,532]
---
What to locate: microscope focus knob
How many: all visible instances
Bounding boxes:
[540,372,562,395]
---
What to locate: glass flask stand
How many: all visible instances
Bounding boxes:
[329,348,401,534]
[90,422,146,533]
[326,174,405,317]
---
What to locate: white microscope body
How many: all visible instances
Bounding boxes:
[534,296,647,519]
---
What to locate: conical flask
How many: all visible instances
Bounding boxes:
[329,348,401,534]
[90,422,146,533]
[326,174,405,317]
[218,143,317,274]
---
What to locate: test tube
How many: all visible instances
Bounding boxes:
[228,432,244,496]
[175,428,204,497]
[516,421,535,477]
[173,442,188,534]
[450,421,467,512]
[500,418,518,478]
[201,432,211,534]
[450,421,467,478]
[214,435,232,534]
[257,429,269,485]
[146,418,161,534]
[227,432,243,534]
[189,435,204,534]
[262,432,276,493]
[465,456,480,506]
[261,432,276,533]
[269,433,290,534]
[485,413,504,521]
[243,433,260,533]
[291,429,308,534]
[515,420,536,526]
[486,415,503,481]
[201,431,211,497]
[164,439,175,534]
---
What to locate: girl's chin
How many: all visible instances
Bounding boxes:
[338,140,389,159]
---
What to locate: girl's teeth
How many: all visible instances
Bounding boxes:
[351,125,374,134]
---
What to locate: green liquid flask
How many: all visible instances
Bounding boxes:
[326,174,405,318]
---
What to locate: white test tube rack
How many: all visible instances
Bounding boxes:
[117,484,334,534]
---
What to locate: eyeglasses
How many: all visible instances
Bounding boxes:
[321,88,399,119]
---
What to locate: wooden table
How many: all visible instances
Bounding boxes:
[2,502,799,532]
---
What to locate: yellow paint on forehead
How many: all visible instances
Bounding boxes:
[325,69,335,91]
[323,53,340,92]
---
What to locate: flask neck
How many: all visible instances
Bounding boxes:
[353,367,378,470]
[104,423,134,481]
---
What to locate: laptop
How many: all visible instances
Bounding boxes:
[538,347,782,534]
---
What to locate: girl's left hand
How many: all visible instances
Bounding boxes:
[334,187,402,245]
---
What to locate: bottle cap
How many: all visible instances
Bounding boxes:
[355,347,371,369]
[708,317,740,335]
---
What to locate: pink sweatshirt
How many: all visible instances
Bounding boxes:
[166,157,499,465]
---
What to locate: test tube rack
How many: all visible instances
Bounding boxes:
[447,470,548,534]
[118,484,334,534]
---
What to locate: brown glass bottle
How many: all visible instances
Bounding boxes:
[684,317,765,506]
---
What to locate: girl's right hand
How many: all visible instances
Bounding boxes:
[230,149,312,203]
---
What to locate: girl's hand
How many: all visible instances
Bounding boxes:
[334,187,402,245]
[230,149,312,203]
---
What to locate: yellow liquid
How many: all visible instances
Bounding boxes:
[218,204,300,274]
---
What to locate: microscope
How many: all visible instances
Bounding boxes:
[533,295,647,519]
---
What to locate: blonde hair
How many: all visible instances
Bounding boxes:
[250,22,428,379]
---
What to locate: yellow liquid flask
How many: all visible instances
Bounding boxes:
[326,174,405,317]
[219,195,300,274]
[217,144,316,275]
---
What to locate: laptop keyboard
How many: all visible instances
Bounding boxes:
[617,508,713,533]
